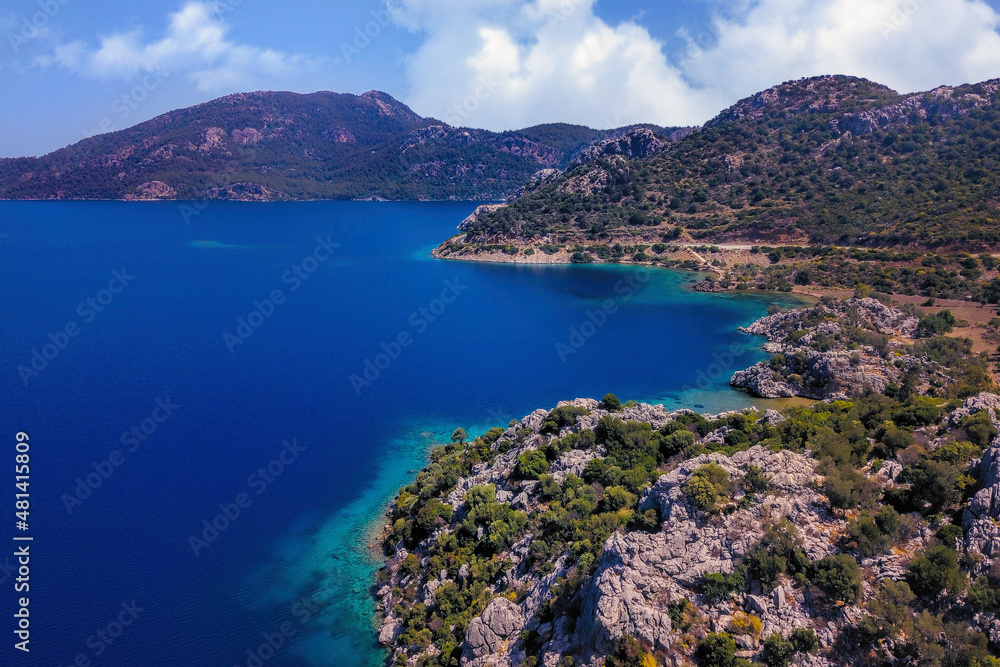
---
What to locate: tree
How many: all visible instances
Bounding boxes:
[811,554,863,605]
[761,634,795,667]
[514,450,549,480]
[451,427,468,445]
[697,632,739,667]
[906,546,967,599]
[603,393,622,411]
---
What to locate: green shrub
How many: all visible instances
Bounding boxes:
[700,570,745,602]
[697,632,743,667]
[514,450,549,480]
[540,405,590,434]
[602,393,622,411]
[824,466,875,510]
[811,554,863,605]
[788,628,818,653]
[761,634,795,667]
[906,546,967,599]
[600,486,638,512]
[741,466,771,495]
[683,463,732,512]
[969,575,1000,613]
[917,310,957,337]
[667,598,697,633]
[659,429,695,459]
[935,524,964,550]
[846,505,900,556]
[959,411,998,448]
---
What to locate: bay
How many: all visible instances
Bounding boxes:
[0,201,798,666]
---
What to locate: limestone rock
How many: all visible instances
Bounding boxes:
[462,597,525,667]
[378,615,402,645]
[730,364,797,398]
[578,446,835,662]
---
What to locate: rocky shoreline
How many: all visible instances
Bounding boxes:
[729,297,924,400]
[372,295,1000,667]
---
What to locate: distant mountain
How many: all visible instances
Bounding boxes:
[450,75,1000,249]
[0,91,684,201]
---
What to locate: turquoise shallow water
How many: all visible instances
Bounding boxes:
[0,200,801,666]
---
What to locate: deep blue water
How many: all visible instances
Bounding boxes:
[0,201,797,667]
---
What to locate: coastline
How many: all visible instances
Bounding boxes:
[353,271,823,659]
[367,287,998,666]
[432,244,997,354]
[430,243,824,305]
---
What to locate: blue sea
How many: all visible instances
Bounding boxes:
[0,201,799,666]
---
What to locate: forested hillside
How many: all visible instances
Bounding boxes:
[454,76,1000,250]
[0,91,668,201]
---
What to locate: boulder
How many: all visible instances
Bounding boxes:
[462,597,525,667]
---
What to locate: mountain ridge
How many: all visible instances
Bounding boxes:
[442,74,1000,252]
[0,89,684,202]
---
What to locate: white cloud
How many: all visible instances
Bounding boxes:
[38,1,325,92]
[393,0,1000,131]
[683,0,1000,103]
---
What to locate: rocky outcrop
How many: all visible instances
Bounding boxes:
[375,382,1000,666]
[125,180,177,200]
[834,81,1000,135]
[577,447,835,661]
[730,365,797,398]
[457,203,507,233]
[960,394,1000,564]
[375,395,859,667]
[462,597,525,667]
[570,127,668,167]
[204,182,281,201]
[731,297,927,400]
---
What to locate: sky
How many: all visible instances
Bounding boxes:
[2,0,1000,157]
